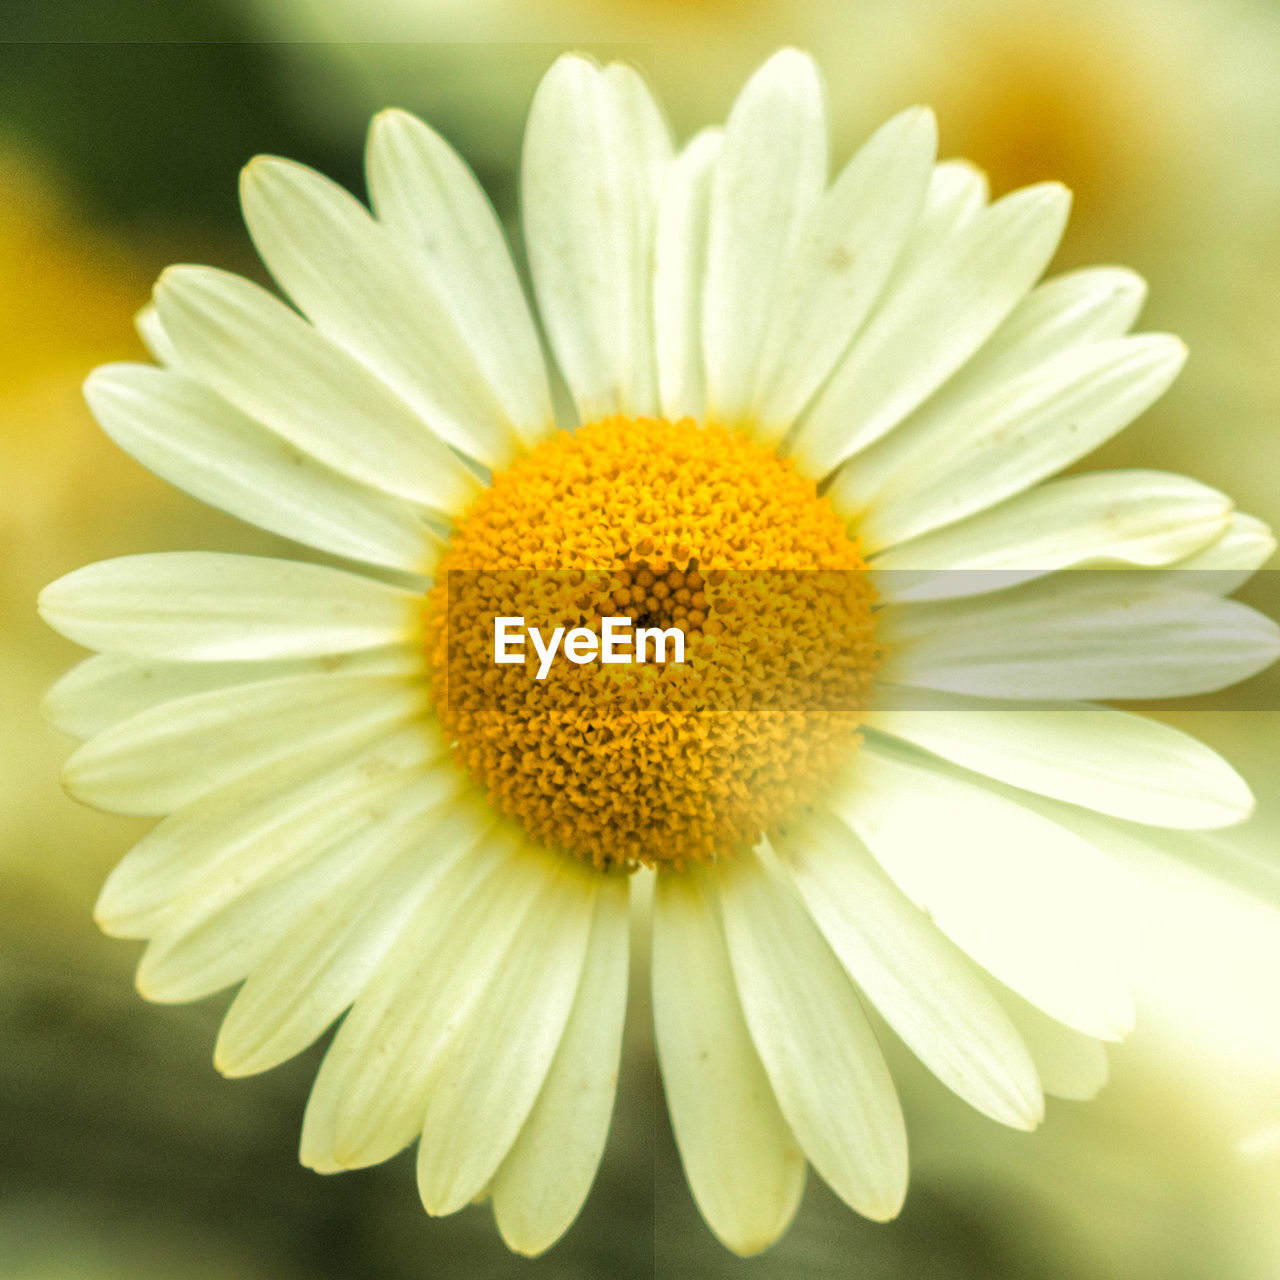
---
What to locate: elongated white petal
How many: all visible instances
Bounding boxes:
[216,794,495,1077]
[1158,512,1277,594]
[135,302,180,366]
[86,364,435,574]
[752,107,936,440]
[831,265,1149,523]
[833,745,1134,1038]
[871,470,1231,600]
[702,49,827,426]
[881,573,1280,700]
[366,108,553,452]
[864,693,1254,829]
[523,55,672,422]
[988,980,1109,1102]
[652,870,805,1256]
[491,875,630,1257]
[40,553,420,661]
[300,831,543,1172]
[416,856,596,1215]
[791,183,1071,477]
[242,156,536,468]
[43,648,421,742]
[773,818,1043,1129]
[654,128,721,421]
[138,763,461,1003]
[853,336,1188,551]
[63,673,427,815]
[715,853,908,1220]
[96,725,442,941]
[154,266,481,511]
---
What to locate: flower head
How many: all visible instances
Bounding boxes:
[39,49,1278,1256]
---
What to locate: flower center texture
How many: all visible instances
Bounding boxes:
[425,416,880,870]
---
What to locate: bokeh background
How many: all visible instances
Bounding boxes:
[3,1,1280,1276]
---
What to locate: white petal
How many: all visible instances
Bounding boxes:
[851,335,1188,551]
[40,553,420,661]
[832,265,1148,522]
[96,724,442,941]
[864,693,1254,829]
[715,852,908,1220]
[880,573,1280,700]
[751,107,937,440]
[85,364,435,574]
[701,49,827,427]
[154,265,481,511]
[416,856,596,1216]
[523,55,672,422]
[43,647,420,741]
[242,156,538,468]
[63,672,427,815]
[137,762,461,1003]
[987,980,1109,1102]
[300,830,545,1172]
[870,469,1231,600]
[135,302,180,366]
[654,128,721,422]
[366,108,554,452]
[1158,512,1277,594]
[773,817,1043,1129]
[491,875,630,1257]
[833,744,1134,1038]
[216,793,495,1077]
[790,182,1071,477]
[652,869,805,1256]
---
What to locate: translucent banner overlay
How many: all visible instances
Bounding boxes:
[436,569,1280,712]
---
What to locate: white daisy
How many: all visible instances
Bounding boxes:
[39,49,1278,1257]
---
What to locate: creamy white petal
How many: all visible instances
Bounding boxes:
[864,694,1254,829]
[715,852,908,1220]
[880,573,1280,700]
[702,48,827,426]
[416,856,596,1215]
[1157,512,1277,594]
[63,672,427,815]
[832,745,1133,1038]
[751,107,936,441]
[216,794,495,1077]
[523,55,672,422]
[40,553,421,661]
[134,302,180,366]
[791,183,1070,477]
[652,870,805,1256]
[43,647,419,742]
[154,266,481,511]
[242,157,536,468]
[85,364,435,574]
[654,128,721,422]
[832,266,1148,523]
[366,107,554,452]
[491,875,630,1257]
[987,980,1109,1102]
[300,830,543,1172]
[773,818,1043,1129]
[855,336,1187,551]
[137,764,462,1003]
[871,470,1231,600]
[98,725,440,940]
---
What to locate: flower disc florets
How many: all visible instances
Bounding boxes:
[426,416,880,869]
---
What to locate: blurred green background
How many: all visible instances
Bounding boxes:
[3,1,1280,1276]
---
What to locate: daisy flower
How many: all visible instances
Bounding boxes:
[39,49,1279,1256]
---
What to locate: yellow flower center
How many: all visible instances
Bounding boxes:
[425,416,879,870]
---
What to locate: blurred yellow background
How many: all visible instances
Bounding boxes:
[3,2,1279,1276]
